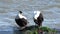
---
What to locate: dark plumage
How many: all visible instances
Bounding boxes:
[15,11,29,27]
[34,11,44,26]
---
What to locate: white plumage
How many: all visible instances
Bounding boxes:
[18,13,27,19]
[34,11,41,19]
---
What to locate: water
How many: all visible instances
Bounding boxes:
[0,0,60,34]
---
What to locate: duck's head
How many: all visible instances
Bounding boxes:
[19,11,22,14]
[34,11,41,14]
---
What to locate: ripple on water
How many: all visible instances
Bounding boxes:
[0,0,60,32]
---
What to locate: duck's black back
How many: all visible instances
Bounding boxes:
[15,15,27,27]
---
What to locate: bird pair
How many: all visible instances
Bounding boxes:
[15,11,44,30]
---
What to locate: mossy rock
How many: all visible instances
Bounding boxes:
[20,26,56,34]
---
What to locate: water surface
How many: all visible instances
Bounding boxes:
[0,0,60,34]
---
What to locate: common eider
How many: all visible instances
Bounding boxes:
[33,11,44,26]
[15,11,29,30]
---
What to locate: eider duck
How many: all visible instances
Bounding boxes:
[33,11,44,26]
[15,11,29,30]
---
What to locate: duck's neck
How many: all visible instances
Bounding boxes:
[34,11,40,19]
[18,13,23,18]
[18,13,27,19]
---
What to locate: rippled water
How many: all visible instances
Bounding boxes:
[0,0,60,34]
